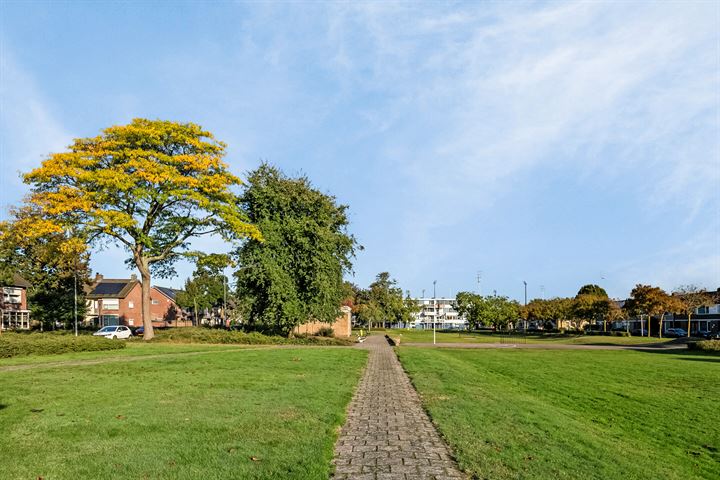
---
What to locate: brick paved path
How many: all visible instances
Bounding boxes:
[332,335,465,480]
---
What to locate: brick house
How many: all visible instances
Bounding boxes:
[1,273,31,330]
[85,274,186,328]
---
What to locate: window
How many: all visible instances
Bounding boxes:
[128,301,134,309]
[103,298,119,310]
[151,299,160,305]
[2,287,22,304]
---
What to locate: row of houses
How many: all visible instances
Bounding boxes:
[384,290,720,333]
[0,273,187,330]
[1,273,353,337]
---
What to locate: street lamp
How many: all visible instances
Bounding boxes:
[433,280,437,345]
[66,227,78,337]
[523,281,528,332]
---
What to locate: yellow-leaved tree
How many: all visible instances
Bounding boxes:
[19,119,261,339]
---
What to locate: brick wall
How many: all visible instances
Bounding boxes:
[293,306,352,337]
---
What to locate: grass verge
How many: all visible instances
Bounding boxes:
[0,332,125,358]
[0,347,367,479]
[370,328,677,346]
[397,347,719,480]
[148,327,353,346]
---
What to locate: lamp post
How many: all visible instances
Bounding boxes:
[433,280,437,345]
[523,281,528,332]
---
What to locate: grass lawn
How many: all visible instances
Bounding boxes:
[0,346,367,479]
[0,341,262,367]
[397,347,720,480]
[371,328,676,346]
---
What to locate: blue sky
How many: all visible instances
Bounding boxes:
[1,1,718,301]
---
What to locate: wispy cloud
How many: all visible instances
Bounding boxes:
[0,45,72,212]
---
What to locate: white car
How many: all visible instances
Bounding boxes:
[93,325,132,339]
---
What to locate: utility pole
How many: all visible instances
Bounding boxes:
[477,271,482,296]
[540,285,545,300]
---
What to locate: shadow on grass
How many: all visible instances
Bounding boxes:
[0,404,7,410]
[631,348,720,363]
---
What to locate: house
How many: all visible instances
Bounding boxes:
[85,274,186,328]
[411,298,468,330]
[1,274,31,330]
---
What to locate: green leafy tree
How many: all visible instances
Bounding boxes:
[457,292,519,330]
[0,207,91,330]
[175,255,229,325]
[577,284,608,298]
[16,119,260,339]
[234,164,357,335]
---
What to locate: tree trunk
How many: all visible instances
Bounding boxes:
[137,260,154,340]
[687,313,692,338]
[659,313,663,338]
[647,314,651,337]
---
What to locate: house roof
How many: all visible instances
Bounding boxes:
[87,279,139,299]
[8,274,31,288]
[154,286,181,301]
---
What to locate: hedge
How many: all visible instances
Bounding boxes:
[687,340,720,353]
[149,327,352,346]
[0,332,126,358]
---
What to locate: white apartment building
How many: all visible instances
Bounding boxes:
[411,297,468,330]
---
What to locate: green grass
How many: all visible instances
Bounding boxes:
[0,346,367,479]
[372,328,676,345]
[397,347,720,480]
[0,342,258,367]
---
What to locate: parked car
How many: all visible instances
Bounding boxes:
[691,329,711,338]
[133,326,144,336]
[664,328,687,338]
[93,325,132,339]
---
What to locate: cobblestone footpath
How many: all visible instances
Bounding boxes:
[332,335,466,480]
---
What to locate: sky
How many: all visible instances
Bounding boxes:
[1,1,718,301]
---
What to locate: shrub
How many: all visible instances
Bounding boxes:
[687,340,720,353]
[611,331,630,337]
[150,327,352,346]
[316,327,335,337]
[0,333,126,358]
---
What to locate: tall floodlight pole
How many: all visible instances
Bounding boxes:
[477,271,482,296]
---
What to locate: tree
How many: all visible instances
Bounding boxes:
[625,285,673,337]
[577,284,608,298]
[456,292,519,330]
[0,206,91,330]
[574,285,610,331]
[18,119,260,339]
[175,255,229,326]
[456,292,482,329]
[234,164,357,335]
[672,285,713,337]
[354,273,411,329]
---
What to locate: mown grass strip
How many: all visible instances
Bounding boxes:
[397,347,719,480]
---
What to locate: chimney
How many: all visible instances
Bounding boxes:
[94,273,104,283]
